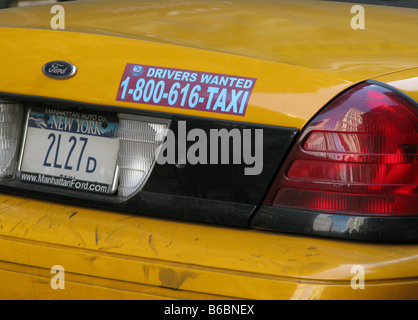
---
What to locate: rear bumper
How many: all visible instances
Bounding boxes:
[1,194,418,300]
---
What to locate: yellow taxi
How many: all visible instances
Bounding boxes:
[0,0,417,300]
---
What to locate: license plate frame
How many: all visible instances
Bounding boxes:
[17,106,120,194]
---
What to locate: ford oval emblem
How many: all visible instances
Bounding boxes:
[42,61,77,80]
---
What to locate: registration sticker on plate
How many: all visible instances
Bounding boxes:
[19,107,120,194]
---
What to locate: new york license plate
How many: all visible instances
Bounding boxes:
[19,107,120,194]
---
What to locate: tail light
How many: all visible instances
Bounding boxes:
[117,114,170,197]
[254,82,418,241]
[0,100,24,179]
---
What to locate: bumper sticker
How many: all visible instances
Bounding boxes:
[116,64,257,116]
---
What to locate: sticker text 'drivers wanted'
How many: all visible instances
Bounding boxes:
[116,64,257,116]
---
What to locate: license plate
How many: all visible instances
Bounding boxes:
[19,107,120,194]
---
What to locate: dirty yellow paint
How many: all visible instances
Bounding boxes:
[0,195,418,299]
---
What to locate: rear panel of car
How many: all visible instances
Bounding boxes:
[0,0,417,300]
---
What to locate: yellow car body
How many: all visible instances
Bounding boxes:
[0,0,417,300]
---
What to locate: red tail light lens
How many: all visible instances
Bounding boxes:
[264,83,418,216]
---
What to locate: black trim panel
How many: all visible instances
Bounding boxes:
[251,206,418,242]
[0,94,298,227]
[144,117,298,204]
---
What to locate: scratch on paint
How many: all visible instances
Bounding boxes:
[158,268,196,290]
[95,226,100,246]
[98,244,124,251]
[103,224,128,242]
[70,229,86,247]
[148,234,158,255]
[0,200,27,216]
[69,211,78,219]
[10,220,23,232]
[33,215,47,226]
